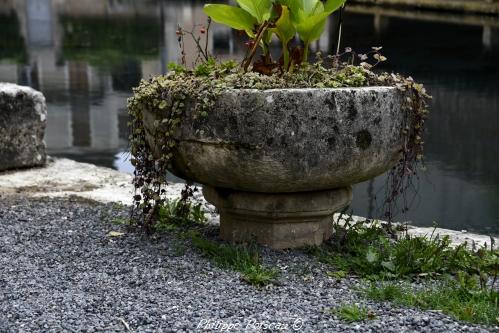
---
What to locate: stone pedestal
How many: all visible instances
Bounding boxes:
[203,186,352,249]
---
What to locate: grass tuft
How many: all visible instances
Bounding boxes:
[111,216,131,226]
[153,199,206,231]
[363,279,499,326]
[321,218,476,278]
[314,215,499,286]
[308,215,499,326]
[189,232,279,287]
[331,304,374,322]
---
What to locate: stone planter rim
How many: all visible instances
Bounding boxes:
[209,86,398,92]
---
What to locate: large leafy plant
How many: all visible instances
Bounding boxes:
[204,0,346,72]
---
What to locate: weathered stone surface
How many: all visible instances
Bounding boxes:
[0,83,47,171]
[203,186,352,249]
[144,87,408,193]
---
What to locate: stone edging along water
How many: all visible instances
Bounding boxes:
[350,0,499,15]
[0,157,496,249]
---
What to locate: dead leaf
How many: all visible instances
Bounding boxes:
[252,56,278,75]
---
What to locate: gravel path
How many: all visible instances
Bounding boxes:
[0,195,493,333]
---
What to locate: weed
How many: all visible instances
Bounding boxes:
[327,270,348,279]
[111,202,126,210]
[362,279,499,326]
[111,216,130,226]
[188,232,279,287]
[318,216,499,285]
[310,216,499,326]
[153,199,207,232]
[331,304,373,322]
[364,281,405,302]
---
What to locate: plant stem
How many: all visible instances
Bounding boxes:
[283,42,290,70]
[243,22,270,72]
[336,4,345,55]
[303,42,310,64]
[204,18,211,59]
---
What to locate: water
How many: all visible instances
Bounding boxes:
[0,0,498,234]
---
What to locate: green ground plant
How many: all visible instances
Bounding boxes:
[188,231,280,286]
[139,197,279,287]
[363,279,499,325]
[318,215,499,284]
[309,214,499,325]
[111,216,131,226]
[153,198,207,232]
[330,304,374,322]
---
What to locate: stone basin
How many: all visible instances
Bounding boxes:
[142,87,408,248]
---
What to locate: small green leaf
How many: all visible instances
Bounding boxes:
[293,0,346,44]
[273,5,296,45]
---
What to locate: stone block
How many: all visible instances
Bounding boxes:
[0,83,47,171]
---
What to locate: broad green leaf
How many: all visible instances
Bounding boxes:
[296,11,329,43]
[203,4,257,36]
[294,8,309,24]
[279,0,302,21]
[279,0,302,11]
[236,0,273,23]
[272,5,296,68]
[292,0,346,43]
[272,6,296,45]
[324,0,347,13]
[301,0,321,14]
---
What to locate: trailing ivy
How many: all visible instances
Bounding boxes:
[127,59,430,229]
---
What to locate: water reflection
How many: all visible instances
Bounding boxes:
[0,0,498,234]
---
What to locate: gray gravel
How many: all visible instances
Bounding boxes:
[0,195,494,333]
